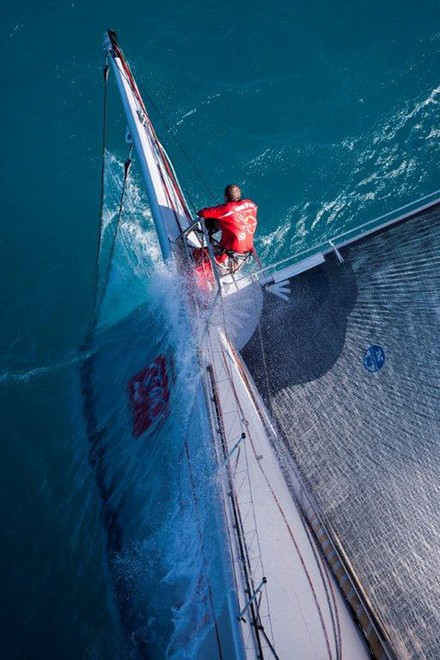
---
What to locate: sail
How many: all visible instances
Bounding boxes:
[104,30,199,260]
[81,36,241,657]
[241,199,440,658]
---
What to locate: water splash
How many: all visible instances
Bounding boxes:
[80,152,227,658]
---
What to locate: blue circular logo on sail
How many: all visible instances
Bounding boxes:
[363,345,385,372]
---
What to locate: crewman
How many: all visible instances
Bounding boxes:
[196,184,257,274]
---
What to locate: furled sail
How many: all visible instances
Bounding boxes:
[241,198,440,658]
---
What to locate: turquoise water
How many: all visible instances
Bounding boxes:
[1,1,439,657]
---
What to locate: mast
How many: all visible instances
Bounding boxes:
[103,30,195,261]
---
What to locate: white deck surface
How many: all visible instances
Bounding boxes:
[204,325,369,659]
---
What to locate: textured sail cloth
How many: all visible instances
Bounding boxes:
[241,203,440,659]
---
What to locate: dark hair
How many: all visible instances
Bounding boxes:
[224,184,241,202]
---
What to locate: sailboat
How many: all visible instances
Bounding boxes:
[82,29,440,658]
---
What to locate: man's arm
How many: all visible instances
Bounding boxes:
[197,203,228,220]
[197,207,225,239]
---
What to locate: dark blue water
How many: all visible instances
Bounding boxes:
[1,1,439,657]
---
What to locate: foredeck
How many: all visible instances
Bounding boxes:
[202,324,369,658]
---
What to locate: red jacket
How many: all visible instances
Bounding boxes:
[198,199,258,253]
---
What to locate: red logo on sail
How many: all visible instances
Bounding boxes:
[128,355,170,437]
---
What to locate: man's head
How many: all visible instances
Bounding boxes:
[224,184,241,202]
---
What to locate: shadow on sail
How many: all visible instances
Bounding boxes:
[241,200,440,658]
[244,257,358,390]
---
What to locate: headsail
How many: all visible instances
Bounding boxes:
[82,33,241,658]
[241,196,440,657]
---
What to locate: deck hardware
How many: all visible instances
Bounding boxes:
[223,433,246,467]
[238,577,267,621]
[328,239,344,263]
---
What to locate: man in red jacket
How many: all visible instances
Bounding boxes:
[195,184,257,276]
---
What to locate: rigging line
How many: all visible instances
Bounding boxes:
[112,54,203,216]
[206,362,267,659]
[208,324,276,650]
[203,274,280,654]
[147,117,199,217]
[142,105,191,221]
[302,521,342,660]
[109,33,218,240]
[182,433,224,660]
[79,59,125,590]
[148,136,194,260]
[97,151,133,310]
[294,494,342,660]
[160,144,200,226]
[200,363,245,619]
[147,119,201,221]
[130,70,215,210]
[98,61,110,239]
[205,329,270,654]
[218,342,335,660]
[211,258,324,660]
[84,60,109,341]
[248,280,342,657]
[253,447,334,660]
[246,279,343,657]
[137,81,217,203]
[174,357,227,658]
[281,459,342,656]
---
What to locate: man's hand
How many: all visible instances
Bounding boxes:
[204,218,220,240]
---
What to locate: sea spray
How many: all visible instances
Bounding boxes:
[78,152,229,658]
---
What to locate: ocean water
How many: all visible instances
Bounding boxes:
[1,1,439,657]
